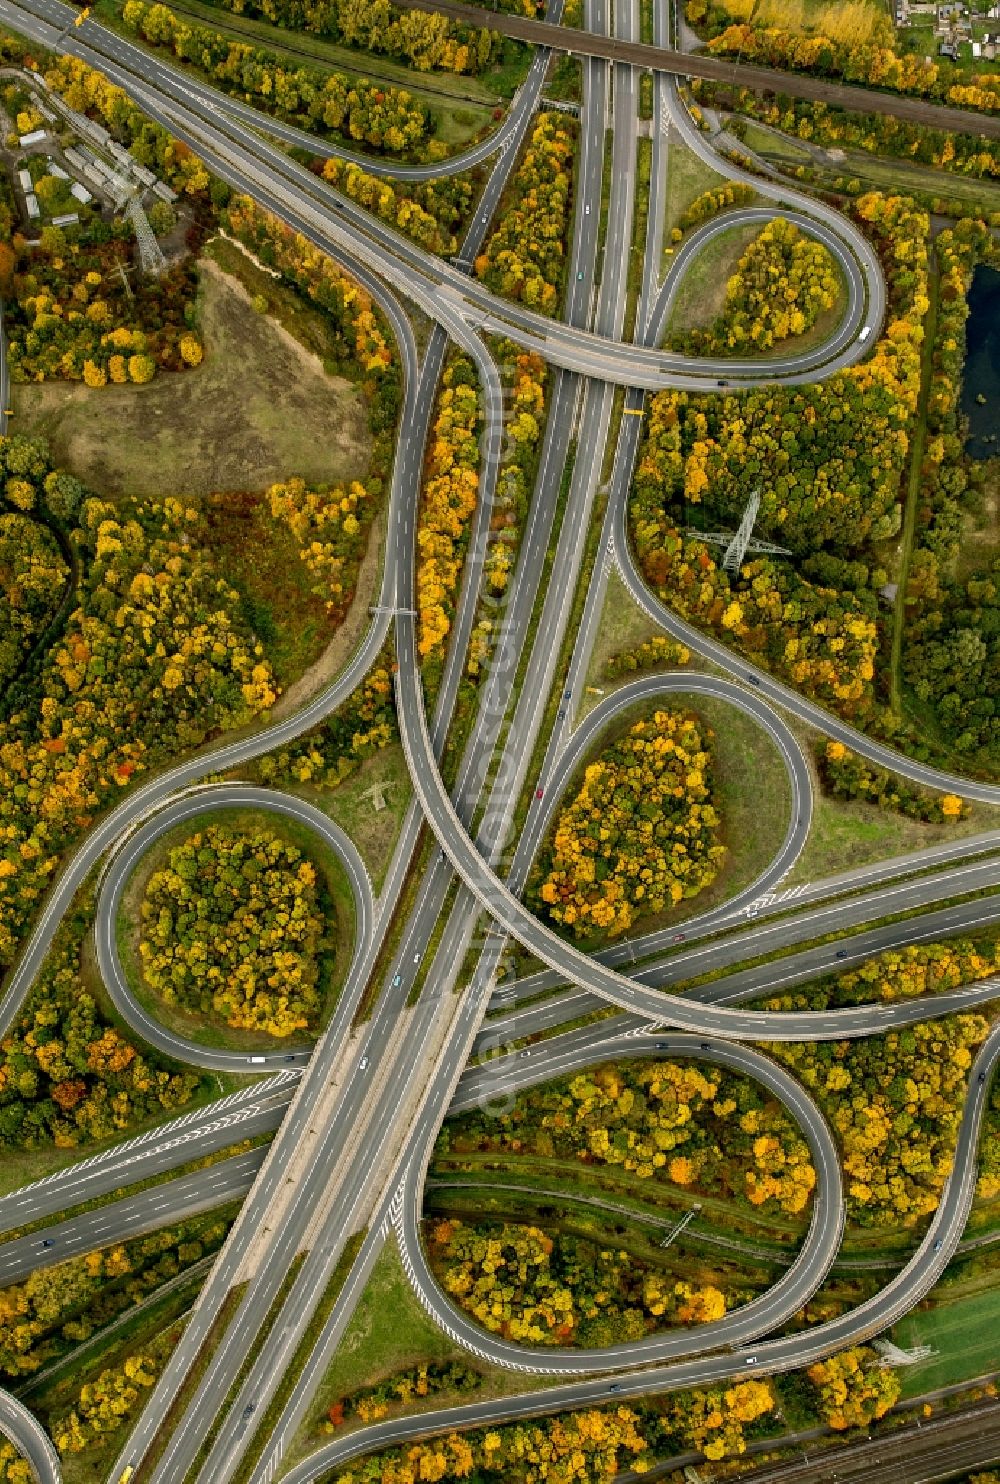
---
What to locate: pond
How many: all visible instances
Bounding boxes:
[962,263,1000,459]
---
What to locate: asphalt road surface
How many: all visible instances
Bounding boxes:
[0,0,996,1478]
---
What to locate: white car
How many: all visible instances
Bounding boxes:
[859,325,872,342]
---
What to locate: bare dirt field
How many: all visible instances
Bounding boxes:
[11,258,370,498]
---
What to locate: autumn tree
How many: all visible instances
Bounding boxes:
[534,709,725,938]
[416,356,482,663]
[806,1346,901,1429]
[671,218,842,355]
[140,822,332,1037]
[475,113,575,315]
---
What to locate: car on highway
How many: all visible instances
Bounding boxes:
[392,973,402,987]
[859,324,872,341]
[40,1239,54,1249]
[836,950,848,960]
[933,1239,943,1252]
[672,933,686,943]
[249,1055,266,1064]
[535,787,544,799]
[359,1056,369,1071]
[745,1356,758,1365]
[518,1049,531,1058]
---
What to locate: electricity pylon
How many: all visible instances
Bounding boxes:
[126,195,167,276]
[692,490,791,574]
[110,165,166,276]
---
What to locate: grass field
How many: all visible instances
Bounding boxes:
[318,745,414,891]
[666,221,762,336]
[309,1239,461,1406]
[294,1237,549,1462]
[893,1283,1000,1397]
[784,713,1000,885]
[584,569,666,686]
[13,259,370,502]
[664,138,729,237]
[740,118,812,161]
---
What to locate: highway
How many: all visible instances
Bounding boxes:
[0,1148,266,1286]
[2,0,886,393]
[273,1021,1000,1483]
[492,826,1000,1010]
[0,1074,295,1230]
[475,857,1000,1054]
[98,4,596,1476]
[0,0,998,1478]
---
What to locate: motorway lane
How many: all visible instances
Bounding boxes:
[116,370,504,1484]
[0,1075,295,1236]
[0,101,424,1054]
[0,1394,60,1484]
[0,1148,266,1286]
[0,0,991,1472]
[93,212,433,1484]
[615,510,1000,805]
[493,828,1000,1012]
[123,12,575,1475]
[645,203,863,356]
[26,0,553,185]
[232,10,637,1477]
[219,14,621,1481]
[95,786,373,1072]
[475,855,1000,1056]
[392,614,1000,1039]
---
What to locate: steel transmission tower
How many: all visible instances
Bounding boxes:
[110,163,167,277]
[692,489,791,574]
[723,489,762,572]
[125,194,167,276]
